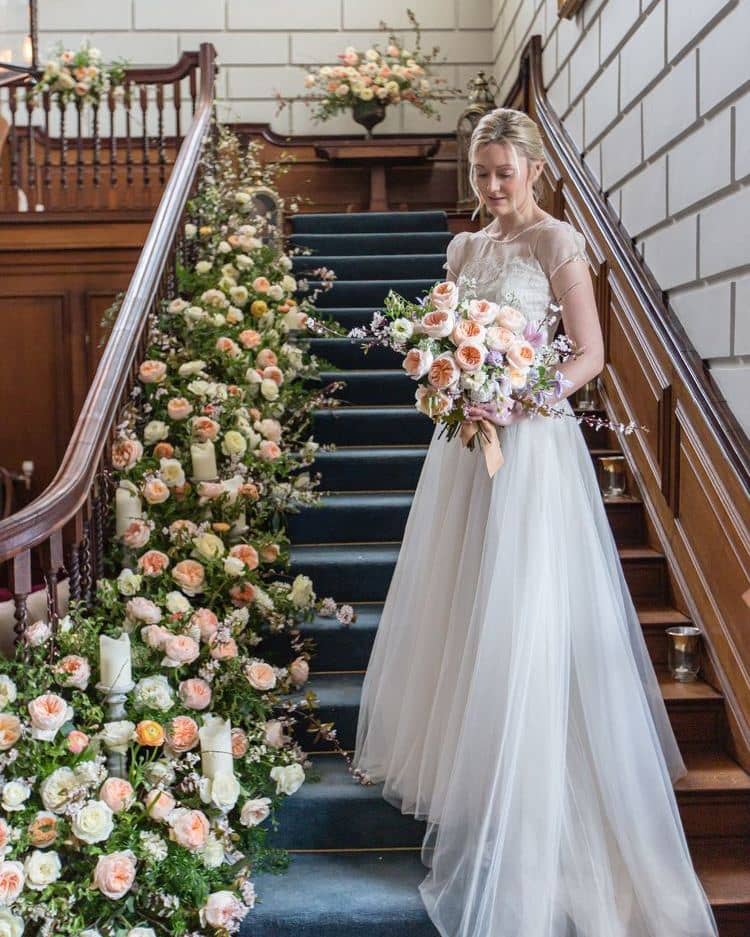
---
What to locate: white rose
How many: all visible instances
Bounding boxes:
[229,285,249,307]
[223,556,245,577]
[165,591,192,615]
[1,781,30,813]
[167,298,188,315]
[40,767,77,813]
[71,800,114,844]
[390,317,413,341]
[267,284,284,301]
[199,834,225,870]
[74,760,104,785]
[143,760,175,787]
[100,721,136,754]
[260,378,279,401]
[159,458,186,488]
[184,223,197,238]
[192,532,226,561]
[0,911,24,937]
[240,797,271,827]
[186,305,208,322]
[217,240,232,254]
[221,430,247,458]
[187,378,211,397]
[134,675,174,713]
[143,420,169,444]
[24,849,61,890]
[244,367,262,385]
[0,678,17,711]
[195,260,212,274]
[178,359,207,377]
[280,274,296,292]
[226,307,244,325]
[289,574,315,608]
[269,763,305,795]
[235,253,253,269]
[199,772,240,812]
[117,568,142,596]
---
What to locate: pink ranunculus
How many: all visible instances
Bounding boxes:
[67,730,90,754]
[139,360,167,384]
[495,304,527,333]
[430,280,459,313]
[264,719,287,749]
[466,298,499,326]
[179,678,212,710]
[144,788,175,821]
[200,891,244,929]
[137,550,170,577]
[451,318,486,346]
[245,661,277,692]
[505,340,536,370]
[162,634,200,667]
[289,657,310,688]
[0,860,24,904]
[169,808,209,852]
[126,597,162,625]
[171,559,206,595]
[454,340,487,372]
[28,693,72,741]
[402,347,433,379]
[122,519,151,549]
[142,477,170,505]
[111,438,144,470]
[255,347,278,369]
[259,440,281,461]
[100,777,135,813]
[427,353,460,390]
[93,850,137,899]
[191,608,219,642]
[421,309,455,339]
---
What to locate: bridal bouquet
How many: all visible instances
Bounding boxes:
[32,41,127,105]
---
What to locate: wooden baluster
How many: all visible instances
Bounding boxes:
[9,550,31,659]
[93,473,106,583]
[173,79,182,144]
[42,91,52,193]
[189,66,197,115]
[125,80,133,186]
[65,512,84,603]
[140,84,150,187]
[92,101,101,188]
[76,99,84,188]
[108,88,117,187]
[40,529,64,658]
[25,89,37,201]
[80,507,94,608]
[156,82,166,185]
[59,100,68,189]
[8,86,19,191]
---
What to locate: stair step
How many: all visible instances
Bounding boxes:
[287,492,645,547]
[289,543,669,604]
[307,306,383,331]
[307,337,403,370]
[314,370,416,406]
[308,278,435,308]
[292,254,446,281]
[690,838,750,936]
[290,231,453,255]
[290,209,448,234]
[641,608,693,666]
[312,406,434,446]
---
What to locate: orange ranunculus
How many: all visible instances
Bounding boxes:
[135,720,165,747]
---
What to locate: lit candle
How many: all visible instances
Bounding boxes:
[191,441,218,481]
[115,482,142,537]
[21,35,32,66]
[99,633,133,693]
[199,714,234,779]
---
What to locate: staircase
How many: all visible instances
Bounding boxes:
[247,211,750,937]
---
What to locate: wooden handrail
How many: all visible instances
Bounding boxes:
[0,44,216,640]
[509,35,750,765]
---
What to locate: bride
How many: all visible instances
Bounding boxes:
[351,108,719,937]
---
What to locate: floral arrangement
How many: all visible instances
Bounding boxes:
[306,277,646,473]
[0,127,352,936]
[32,41,127,105]
[277,9,461,124]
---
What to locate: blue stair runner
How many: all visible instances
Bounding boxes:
[244,211,745,936]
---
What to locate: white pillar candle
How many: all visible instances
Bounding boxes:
[199,714,234,779]
[115,483,142,537]
[191,441,218,481]
[99,633,133,692]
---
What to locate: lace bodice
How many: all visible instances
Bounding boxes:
[443,217,588,344]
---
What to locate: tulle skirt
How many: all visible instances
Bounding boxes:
[353,399,719,937]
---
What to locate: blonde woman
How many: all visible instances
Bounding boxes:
[353,108,718,937]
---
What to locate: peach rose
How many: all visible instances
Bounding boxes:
[192,416,220,441]
[153,441,174,460]
[485,325,515,352]
[0,819,10,852]
[122,519,151,550]
[454,341,487,372]
[466,298,499,326]
[144,789,175,821]
[197,481,224,500]
[402,347,433,379]
[67,730,90,754]
[111,438,143,470]
[415,386,453,418]
[421,309,455,339]
[137,550,170,577]
[169,808,209,852]
[166,715,199,752]
[209,634,238,661]
[0,715,21,751]
[191,608,219,642]
[231,728,248,758]
[238,329,261,349]
[264,719,287,749]
[215,336,241,357]
[256,348,278,369]
[508,365,530,389]
[100,778,134,813]
[139,360,167,384]
[259,543,280,563]
[0,860,24,903]
[252,276,270,293]
[162,634,200,667]
[427,353,460,390]
[140,624,171,650]
[451,318,486,345]
[259,440,281,461]
[56,654,90,690]
[28,812,58,847]
[245,661,277,691]
[135,720,165,747]
[258,418,282,442]
[495,304,527,333]
[166,397,192,421]
[229,543,259,571]
[262,365,284,386]
[179,678,212,710]
[126,597,162,624]
[171,559,206,595]
[200,891,244,929]
[289,657,310,688]
[28,693,72,741]
[430,280,459,313]
[93,850,136,899]
[142,478,170,505]
[505,340,536,369]
[229,581,256,607]
[239,481,260,501]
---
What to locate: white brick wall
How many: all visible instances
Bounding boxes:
[491,0,750,434]
[32,0,493,136]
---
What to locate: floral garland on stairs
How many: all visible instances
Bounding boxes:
[0,127,351,937]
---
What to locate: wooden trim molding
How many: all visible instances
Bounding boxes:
[509,35,750,766]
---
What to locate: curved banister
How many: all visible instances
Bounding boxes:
[0,43,216,564]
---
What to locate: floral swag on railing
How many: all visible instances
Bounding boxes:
[32,41,127,106]
[0,127,351,937]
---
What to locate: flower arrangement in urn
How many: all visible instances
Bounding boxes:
[277,9,462,136]
[32,40,126,105]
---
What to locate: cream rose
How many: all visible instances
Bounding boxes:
[24,849,61,890]
[289,574,315,608]
[240,797,272,827]
[245,661,277,692]
[92,850,137,899]
[430,280,459,312]
[0,862,24,905]
[40,767,77,813]
[28,693,73,742]
[71,800,114,844]
[485,325,515,352]
[495,304,527,333]
[199,772,241,812]
[1,781,30,813]
[505,340,536,369]
[270,763,305,795]
[100,721,136,754]
[169,808,209,852]
[0,910,24,936]
[192,532,226,561]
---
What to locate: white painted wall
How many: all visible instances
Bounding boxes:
[491,0,750,435]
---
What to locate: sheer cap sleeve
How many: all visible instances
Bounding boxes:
[534,222,588,280]
[443,231,471,282]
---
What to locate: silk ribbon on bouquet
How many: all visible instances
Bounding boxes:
[459,419,504,477]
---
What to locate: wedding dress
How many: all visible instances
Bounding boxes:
[352,217,719,937]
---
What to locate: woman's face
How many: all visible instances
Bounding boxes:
[472,141,542,217]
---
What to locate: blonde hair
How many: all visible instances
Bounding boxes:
[468,107,545,219]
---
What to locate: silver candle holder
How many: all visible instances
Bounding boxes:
[96,680,134,779]
[598,454,627,498]
[575,379,599,411]
[666,626,703,683]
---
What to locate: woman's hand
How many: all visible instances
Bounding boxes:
[464,401,529,427]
